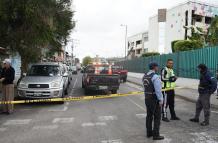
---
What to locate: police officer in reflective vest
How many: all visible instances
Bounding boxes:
[142,62,164,140]
[161,59,180,122]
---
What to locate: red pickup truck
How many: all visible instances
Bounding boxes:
[112,66,128,82]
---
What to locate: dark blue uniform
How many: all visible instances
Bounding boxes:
[194,70,217,124]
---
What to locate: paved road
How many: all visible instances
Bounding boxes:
[0,73,218,143]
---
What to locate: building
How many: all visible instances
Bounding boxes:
[127,31,148,59]
[148,0,218,54]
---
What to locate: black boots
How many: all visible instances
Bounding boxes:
[153,135,165,140]
[171,116,180,120]
[162,117,170,122]
[200,121,209,126]
[189,118,199,123]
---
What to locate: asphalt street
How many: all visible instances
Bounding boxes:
[0,73,218,143]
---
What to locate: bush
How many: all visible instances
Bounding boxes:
[171,40,180,53]
[174,40,203,52]
[141,52,160,57]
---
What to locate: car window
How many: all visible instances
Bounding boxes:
[28,65,61,76]
[86,65,109,74]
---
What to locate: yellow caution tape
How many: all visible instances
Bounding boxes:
[0,88,175,104]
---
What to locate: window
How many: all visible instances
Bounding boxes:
[136,40,142,45]
[144,37,148,42]
[136,49,141,54]
[205,16,212,24]
[192,14,203,24]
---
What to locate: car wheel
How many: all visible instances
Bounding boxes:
[111,90,117,94]
[123,77,127,82]
[84,88,90,95]
[82,82,84,88]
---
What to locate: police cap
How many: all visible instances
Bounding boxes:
[149,62,159,70]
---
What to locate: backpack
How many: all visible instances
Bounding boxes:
[210,77,217,94]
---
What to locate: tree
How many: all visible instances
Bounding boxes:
[174,40,203,52]
[207,17,218,46]
[141,52,160,57]
[82,56,92,66]
[0,0,75,73]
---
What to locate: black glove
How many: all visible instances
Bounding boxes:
[169,76,177,82]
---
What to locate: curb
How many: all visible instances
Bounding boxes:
[127,79,218,109]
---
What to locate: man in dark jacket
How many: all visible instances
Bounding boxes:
[0,59,15,114]
[190,64,217,126]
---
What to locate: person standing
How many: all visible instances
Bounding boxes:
[142,62,164,140]
[161,59,180,122]
[0,59,15,114]
[190,64,217,126]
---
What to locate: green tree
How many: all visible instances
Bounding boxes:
[82,56,92,66]
[0,0,75,73]
[174,40,203,52]
[207,17,218,46]
[141,52,160,57]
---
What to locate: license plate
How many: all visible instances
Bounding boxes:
[99,86,108,90]
[34,92,42,96]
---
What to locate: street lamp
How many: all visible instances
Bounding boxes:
[121,24,128,60]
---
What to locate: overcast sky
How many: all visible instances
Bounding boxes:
[68,0,217,60]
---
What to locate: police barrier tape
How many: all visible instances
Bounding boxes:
[0,88,175,104]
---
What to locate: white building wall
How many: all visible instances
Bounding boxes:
[148,15,159,53]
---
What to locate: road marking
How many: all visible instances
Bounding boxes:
[0,128,7,131]
[48,106,68,112]
[155,137,172,143]
[98,116,118,121]
[136,113,147,119]
[95,122,107,126]
[125,96,146,111]
[81,122,107,127]
[73,78,78,89]
[3,119,32,126]
[33,125,58,130]
[81,122,95,127]
[52,117,74,124]
[70,78,78,95]
[101,139,123,143]
[211,111,218,114]
[190,132,218,143]
[66,102,70,105]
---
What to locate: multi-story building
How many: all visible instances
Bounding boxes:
[127,31,148,59]
[148,0,218,54]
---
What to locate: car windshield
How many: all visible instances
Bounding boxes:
[112,66,123,70]
[28,65,60,76]
[86,65,109,74]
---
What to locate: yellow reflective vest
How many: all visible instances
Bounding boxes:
[162,67,176,89]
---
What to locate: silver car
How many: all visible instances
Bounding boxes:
[17,62,69,100]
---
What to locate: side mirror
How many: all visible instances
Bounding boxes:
[23,73,27,77]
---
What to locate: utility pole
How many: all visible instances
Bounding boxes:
[121,24,128,60]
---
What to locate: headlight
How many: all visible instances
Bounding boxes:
[51,81,61,88]
[18,81,28,88]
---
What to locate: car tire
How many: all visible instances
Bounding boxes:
[84,88,90,95]
[82,82,85,88]
[111,90,117,94]
[123,77,127,82]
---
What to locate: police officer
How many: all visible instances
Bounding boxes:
[142,62,164,140]
[190,64,217,126]
[161,59,180,122]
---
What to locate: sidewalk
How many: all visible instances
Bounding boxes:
[127,72,218,109]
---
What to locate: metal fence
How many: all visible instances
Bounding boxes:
[116,46,218,79]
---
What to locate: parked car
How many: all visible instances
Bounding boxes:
[112,65,128,82]
[82,64,120,94]
[17,62,69,102]
[71,66,78,74]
